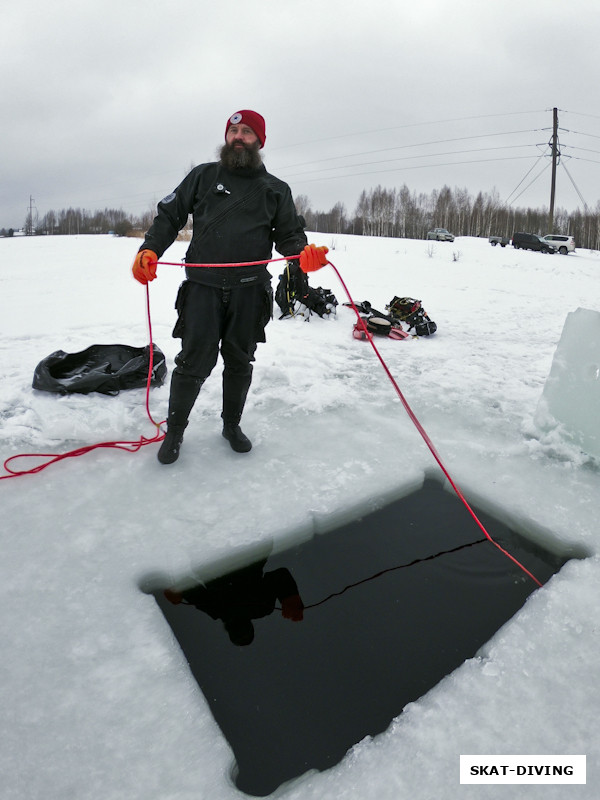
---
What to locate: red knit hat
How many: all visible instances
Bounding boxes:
[225,110,266,148]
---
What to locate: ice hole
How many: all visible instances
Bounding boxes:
[146,477,584,797]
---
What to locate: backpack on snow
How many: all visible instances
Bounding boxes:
[352,315,409,341]
[386,296,437,336]
[344,300,409,340]
[275,262,338,320]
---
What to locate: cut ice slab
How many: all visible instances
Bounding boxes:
[536,307,600,459]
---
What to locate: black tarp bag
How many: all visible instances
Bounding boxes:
[32,343,167,396]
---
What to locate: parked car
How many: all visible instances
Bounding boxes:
[427,228,455,242]
[542,234,576,255]
[489,235,510,247]
[512,232,557,253]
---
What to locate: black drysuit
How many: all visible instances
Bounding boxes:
[141,161,308,426]
[178,561,302,645]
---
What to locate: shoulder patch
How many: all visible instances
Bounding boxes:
[160,192,176,204]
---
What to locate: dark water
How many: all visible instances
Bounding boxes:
[151,479,575,797]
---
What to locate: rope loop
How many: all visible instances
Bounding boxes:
[1,285,165,481]
[0,253,543,586]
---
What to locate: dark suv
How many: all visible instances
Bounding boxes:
[512,232,556,253]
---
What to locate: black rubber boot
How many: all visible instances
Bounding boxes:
[157,426,186,465]
[222,423,252,453]
[221,369,252,453]
[157,372,204,465]
[222,370,252,425]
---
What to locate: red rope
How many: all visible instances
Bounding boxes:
[1,285,165,481]
[159,253,541,586]
[156,256,295,268]
[0,252,543,586]
[327,260,542,587]
[0,256,271,480]
[143,284,166,431]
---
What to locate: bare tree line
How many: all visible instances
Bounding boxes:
[6,183,600,250]
[297,184,600,250]
[9,207,142,238]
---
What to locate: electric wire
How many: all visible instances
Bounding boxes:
[289,154,542,187]
[276,130,538,173]
[506,161,551,207]
[29,110,600,219]
[503,155,546,206]
[560,161,591,211]
[281,144,540,181]
[269,109,548,152]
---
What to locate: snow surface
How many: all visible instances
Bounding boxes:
[1,233,598,799]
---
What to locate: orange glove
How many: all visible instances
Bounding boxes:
[299,243,329,273]
[281,594,304,621]
[163,588,183,605]
[132,249,158,284]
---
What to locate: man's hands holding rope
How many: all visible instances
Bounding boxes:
[132,243,328,283]
[299,244,329,273]
[132,249,158,284]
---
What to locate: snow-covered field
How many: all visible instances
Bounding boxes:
[1,232,598,799]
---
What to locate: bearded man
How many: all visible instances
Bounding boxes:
[132,110,327,465]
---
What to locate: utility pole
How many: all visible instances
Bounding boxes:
[548,107,559,232]
[26,195,38,235]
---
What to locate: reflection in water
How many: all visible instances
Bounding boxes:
[150,479,578,797]
[164,560,304,646]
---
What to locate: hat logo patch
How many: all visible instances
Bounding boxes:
[229,112,243,124]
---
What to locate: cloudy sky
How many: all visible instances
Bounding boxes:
[2,0,599,230]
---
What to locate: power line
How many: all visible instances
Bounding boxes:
[560,161,591,212]
[269,109,548,152]
[275,129,539,173]
[25,109,600,220]
[288,154,542,186]
[562,109,600,122]
[281,144,540,181]
[561,128,600,141]
[561,144,600,156]
[569,155,600,165]
[503,152,549,206]
[509,162,551,207]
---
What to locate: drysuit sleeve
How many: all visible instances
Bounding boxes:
[140,169,199,258]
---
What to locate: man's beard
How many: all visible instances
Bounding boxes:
[219,140,263,171]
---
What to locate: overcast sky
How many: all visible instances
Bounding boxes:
[2,0,599,230]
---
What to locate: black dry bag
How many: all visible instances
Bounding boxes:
[32,343,167,396]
